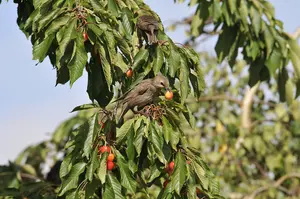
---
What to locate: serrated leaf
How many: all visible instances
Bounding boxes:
[59,162,86,196]
[56,18,77,68]
[116,119,134,144]
[149,123,165,164]
[215,24,238,62]
[116,152,137,194]
[167,46,181,77]
[238,0,249,31]
[126,128,136,161]
[108,0,119,17]
[98,45,112,89]
[83,113,98,159]
[32,34,54,62]
[265,47,282,76]
[288,39,300,79]
[71,103,99,112]
[133,125,145,156]
[227,0,237,14]
[97,153,108,184]
[38,8,63,32]
[107,174,125,199]
[285,79,294,105]
[250,6,261,37]
[86,149,100,181]
[172,152,187,195]
[179,58,189,103]
[45,14,71,37]
[132,48,149,70]
[264,25,275,58]
[153,46,164,74]
[121,8,133,40]
[60,154,73,178]
[162,116,172,144]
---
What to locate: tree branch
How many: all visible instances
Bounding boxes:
[245,173,300,199]
[241,82,260,130]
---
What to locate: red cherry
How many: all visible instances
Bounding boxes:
[83,32,88,42]
[98,121,105,129]
[186,160,191,164]
[107,161,115,170]
[169,161,175,171]
[107,153,115,161]
[163,180,169,189]
[165,91,173,100]
[99,146,111,154]
[126,68,133,78]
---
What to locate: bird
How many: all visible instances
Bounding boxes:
[137,15,160,45]
[117,73,170,122]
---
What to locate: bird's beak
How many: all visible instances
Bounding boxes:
[166,87,171,92]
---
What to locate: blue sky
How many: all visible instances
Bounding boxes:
[0,0,299,164]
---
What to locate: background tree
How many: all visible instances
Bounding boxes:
[0,0,300,199]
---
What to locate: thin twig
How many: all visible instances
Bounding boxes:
[245,173,300,199]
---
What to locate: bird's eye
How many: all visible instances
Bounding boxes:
[160,82,164,86]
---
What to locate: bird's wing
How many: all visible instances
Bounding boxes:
[123,80,152,102]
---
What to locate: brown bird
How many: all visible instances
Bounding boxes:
[118,73,170,121]
[137,15,159,45]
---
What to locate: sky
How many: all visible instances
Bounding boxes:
[0,0,300,164]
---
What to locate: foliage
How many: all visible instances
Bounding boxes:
[186,53,300,199]
[1,0,300,199]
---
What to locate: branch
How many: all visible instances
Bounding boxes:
[186,94,243,106]
[241,82,260,130]
[244,173,300,199]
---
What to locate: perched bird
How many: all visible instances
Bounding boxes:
[137,15,159,45]
[118,73,170,121]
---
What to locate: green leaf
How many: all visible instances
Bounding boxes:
[98,45,113,89]
[60,154,73,178]
[238,0,249,31]
[227,0,237,14]
[116,118,134,144]
[215,24,238,63]
[107,173,125,199]
[162,116,172,144]
[250,6,261,37]
[132,48,149,70]
[277,67,289,102]
[45,14,71,37]
[108,0,119,16]
[149,123,165,164]
[38,8,63,32]
[265,47,282,76]
[263,25,275,58]
[116,152,137,194]
[97,153,108,184]
[83,113,99,159]
[71,103,99,112]
[285,79,294,105]
[167,46,181,77]
[126,128,136,161]
[121,8,133,40]
[59,162,86,196]
[288,39,300,79]
[153,46,164,75]
[86,149,100,181]
[32,34,54,62]
[172,151,187,195]
[56,17,77,62]
[179,58,190,103]
[133,124,145,156]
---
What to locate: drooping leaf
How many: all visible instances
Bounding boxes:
[59,162,86,196]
